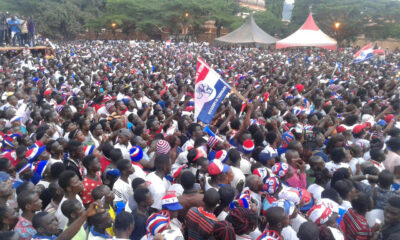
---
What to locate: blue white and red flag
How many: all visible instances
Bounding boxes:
[354,43,373,63]
[195,58,231,124]
[165,39,171,49]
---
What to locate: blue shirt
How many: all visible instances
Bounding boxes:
[8,19,21,32]
[32,234,56,240]
[89,226,111,239]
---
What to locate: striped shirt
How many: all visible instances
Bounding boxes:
[186,207,217,240]
[339,208,375,240]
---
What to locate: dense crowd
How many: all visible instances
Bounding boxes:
[0,40,399,240]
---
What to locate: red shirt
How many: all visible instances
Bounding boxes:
[81,172,102,205]
[100,155,111,173]
[340,208,375,240]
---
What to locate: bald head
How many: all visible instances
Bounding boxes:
[298,222,319,240]
[246,175,262,192]
[286,149,299,164]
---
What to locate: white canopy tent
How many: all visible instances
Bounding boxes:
[276,13,337,50]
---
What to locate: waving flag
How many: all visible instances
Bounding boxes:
[195,58,231,124]
[354,43,373,63]
[165,39,171,49]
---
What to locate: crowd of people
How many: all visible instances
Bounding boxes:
[0,39,399,240]
[0,13,36,47]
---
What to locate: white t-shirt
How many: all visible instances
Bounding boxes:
[231,166,245,190]
[341,200,352,210]
[325,161,350,173]
[129,164,147,181]
[181,139,194,152]
[167,183,184,196]
[307,184,325,202]
[328,226,345,240]
[240,158,252,175]
[96,105,109,117]
[353,138,370,150]
[282,225,299,240]
[349,157,366,175]
[175,151,188,165]
[49,158,63,166]
[146,172,170,210]
[249,229,262,240]
[56,195,83,229]
[133,98,143,110]
[113,178,133,206]
[217,211,228,221]
[114,142,132,160]
[291,213,307,232]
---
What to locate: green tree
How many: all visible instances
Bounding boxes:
[265,0,285,19]
[254,10,287,37]
[207,0,243,37]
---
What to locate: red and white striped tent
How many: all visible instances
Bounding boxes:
[276,13,337,50]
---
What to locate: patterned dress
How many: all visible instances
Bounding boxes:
[81,172,102,205]
[14,216,37,240]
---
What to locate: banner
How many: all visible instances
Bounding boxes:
[195,58,231,124]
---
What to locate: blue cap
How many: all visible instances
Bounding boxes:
[0,171,10,182]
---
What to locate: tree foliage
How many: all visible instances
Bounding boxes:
[265,0,285,20]
[254,10,287,38]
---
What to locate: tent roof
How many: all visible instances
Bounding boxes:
[215,15,277,45]
[276,13,337,50]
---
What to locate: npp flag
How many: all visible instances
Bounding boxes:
[165,39,171,49]
[195,58,231,124]
[354,43,373,63]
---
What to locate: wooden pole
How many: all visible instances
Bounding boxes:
[230,87,246,101]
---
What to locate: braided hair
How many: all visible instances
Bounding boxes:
[226,207,258,236]
[212,220,236,240]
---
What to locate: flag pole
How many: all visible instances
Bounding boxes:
[230,88,246,101]
[228,76,246,101]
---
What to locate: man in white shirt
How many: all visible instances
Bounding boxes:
[112,160,134,212]
[55,170,84,229]
[146,154,171,211]
[114,128,133,160]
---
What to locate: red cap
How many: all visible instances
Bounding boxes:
[296,84,304,93]
[336,125,346,133]
[353,124,366,134]
[185,106,194,112]
[385,114,395,123]
[43,89,52,97]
